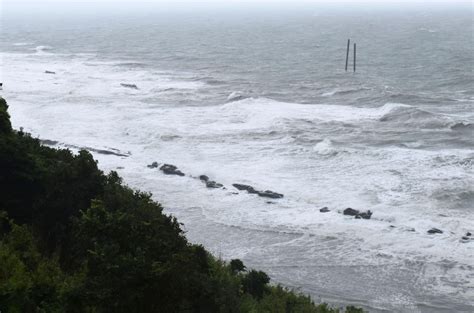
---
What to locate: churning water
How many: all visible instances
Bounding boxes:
[1,8,473,312]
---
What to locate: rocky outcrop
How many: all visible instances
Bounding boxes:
[147,161,159,168]
[92,148,130,157]
[205,181,224,188]
[40,139,59,146]
[461,232,472,242]
[427,228,443,234]
[343,208,359,216]
[160,164,185,176]
[121,83,139,90]
[358,211,373,219]
[232,184,283,199]
[233,184,259,194]
[343,208,372,219]
[199,175,209,182]
[257,190,284,199]
[199,175,224,188]
[319,207,330,213]
[62,143,130,157]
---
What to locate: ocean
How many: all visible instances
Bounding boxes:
[1,7,473,312]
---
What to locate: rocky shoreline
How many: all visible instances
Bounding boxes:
[145,161,472,243]
[34,139,474,244]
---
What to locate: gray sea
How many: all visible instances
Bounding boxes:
[1,6,473,312]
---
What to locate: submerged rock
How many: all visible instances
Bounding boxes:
[62,143,130,157]
[159,164,185,176]
[40,139,59,146]
[427,228,443,234]
[461,232,472,243]
[257,190,283,199]
[232,184,283,199]
[319,207,330,213]
[94,148,129,157]
[121,83,139,90]
[147,161,159,168]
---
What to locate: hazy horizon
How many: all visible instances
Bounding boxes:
[2,0,473,16]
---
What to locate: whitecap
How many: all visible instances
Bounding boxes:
[33,45,53,54]
[13,42,33,46]
[313,138,339,156]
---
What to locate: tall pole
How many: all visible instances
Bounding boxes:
[345,39,350,71]
[353,43,356,72]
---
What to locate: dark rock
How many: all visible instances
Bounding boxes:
[257,190,284,199]
[121,83,139,90]
[466,232,472,237]
[40,139,58,146]
[206,181,223,189]
[343,208,372,219]
[232,184,258,194]
[198,175,223,188]
[232,184,283,199]
[94,148,129,157]
[147,161,159,168]
[461,236,470,241]
[389,225,396,228]
[427,228,443,235]
[160,164,185,176]
[45,70,56,74]
[343,208,359,216]
[320,207,330,213]
[358,210,373,219]
[62,143,130,157]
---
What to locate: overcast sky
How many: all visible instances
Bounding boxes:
[2,0,472,15]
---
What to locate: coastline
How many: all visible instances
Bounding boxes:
[3,91,473,312]
[36,138,474,313]
[0,96,366,312]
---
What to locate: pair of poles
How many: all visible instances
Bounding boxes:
[345,39,356,72]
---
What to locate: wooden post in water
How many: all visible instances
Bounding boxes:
[345,39,350,71]
[353,43,356,72]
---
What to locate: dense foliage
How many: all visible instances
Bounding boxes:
[0,97,363,313]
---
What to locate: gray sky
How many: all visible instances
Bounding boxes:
[2,0,472,15]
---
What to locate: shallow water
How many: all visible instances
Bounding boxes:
[1,8,473,312]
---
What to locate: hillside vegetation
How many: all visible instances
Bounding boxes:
[0,97,363,313]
